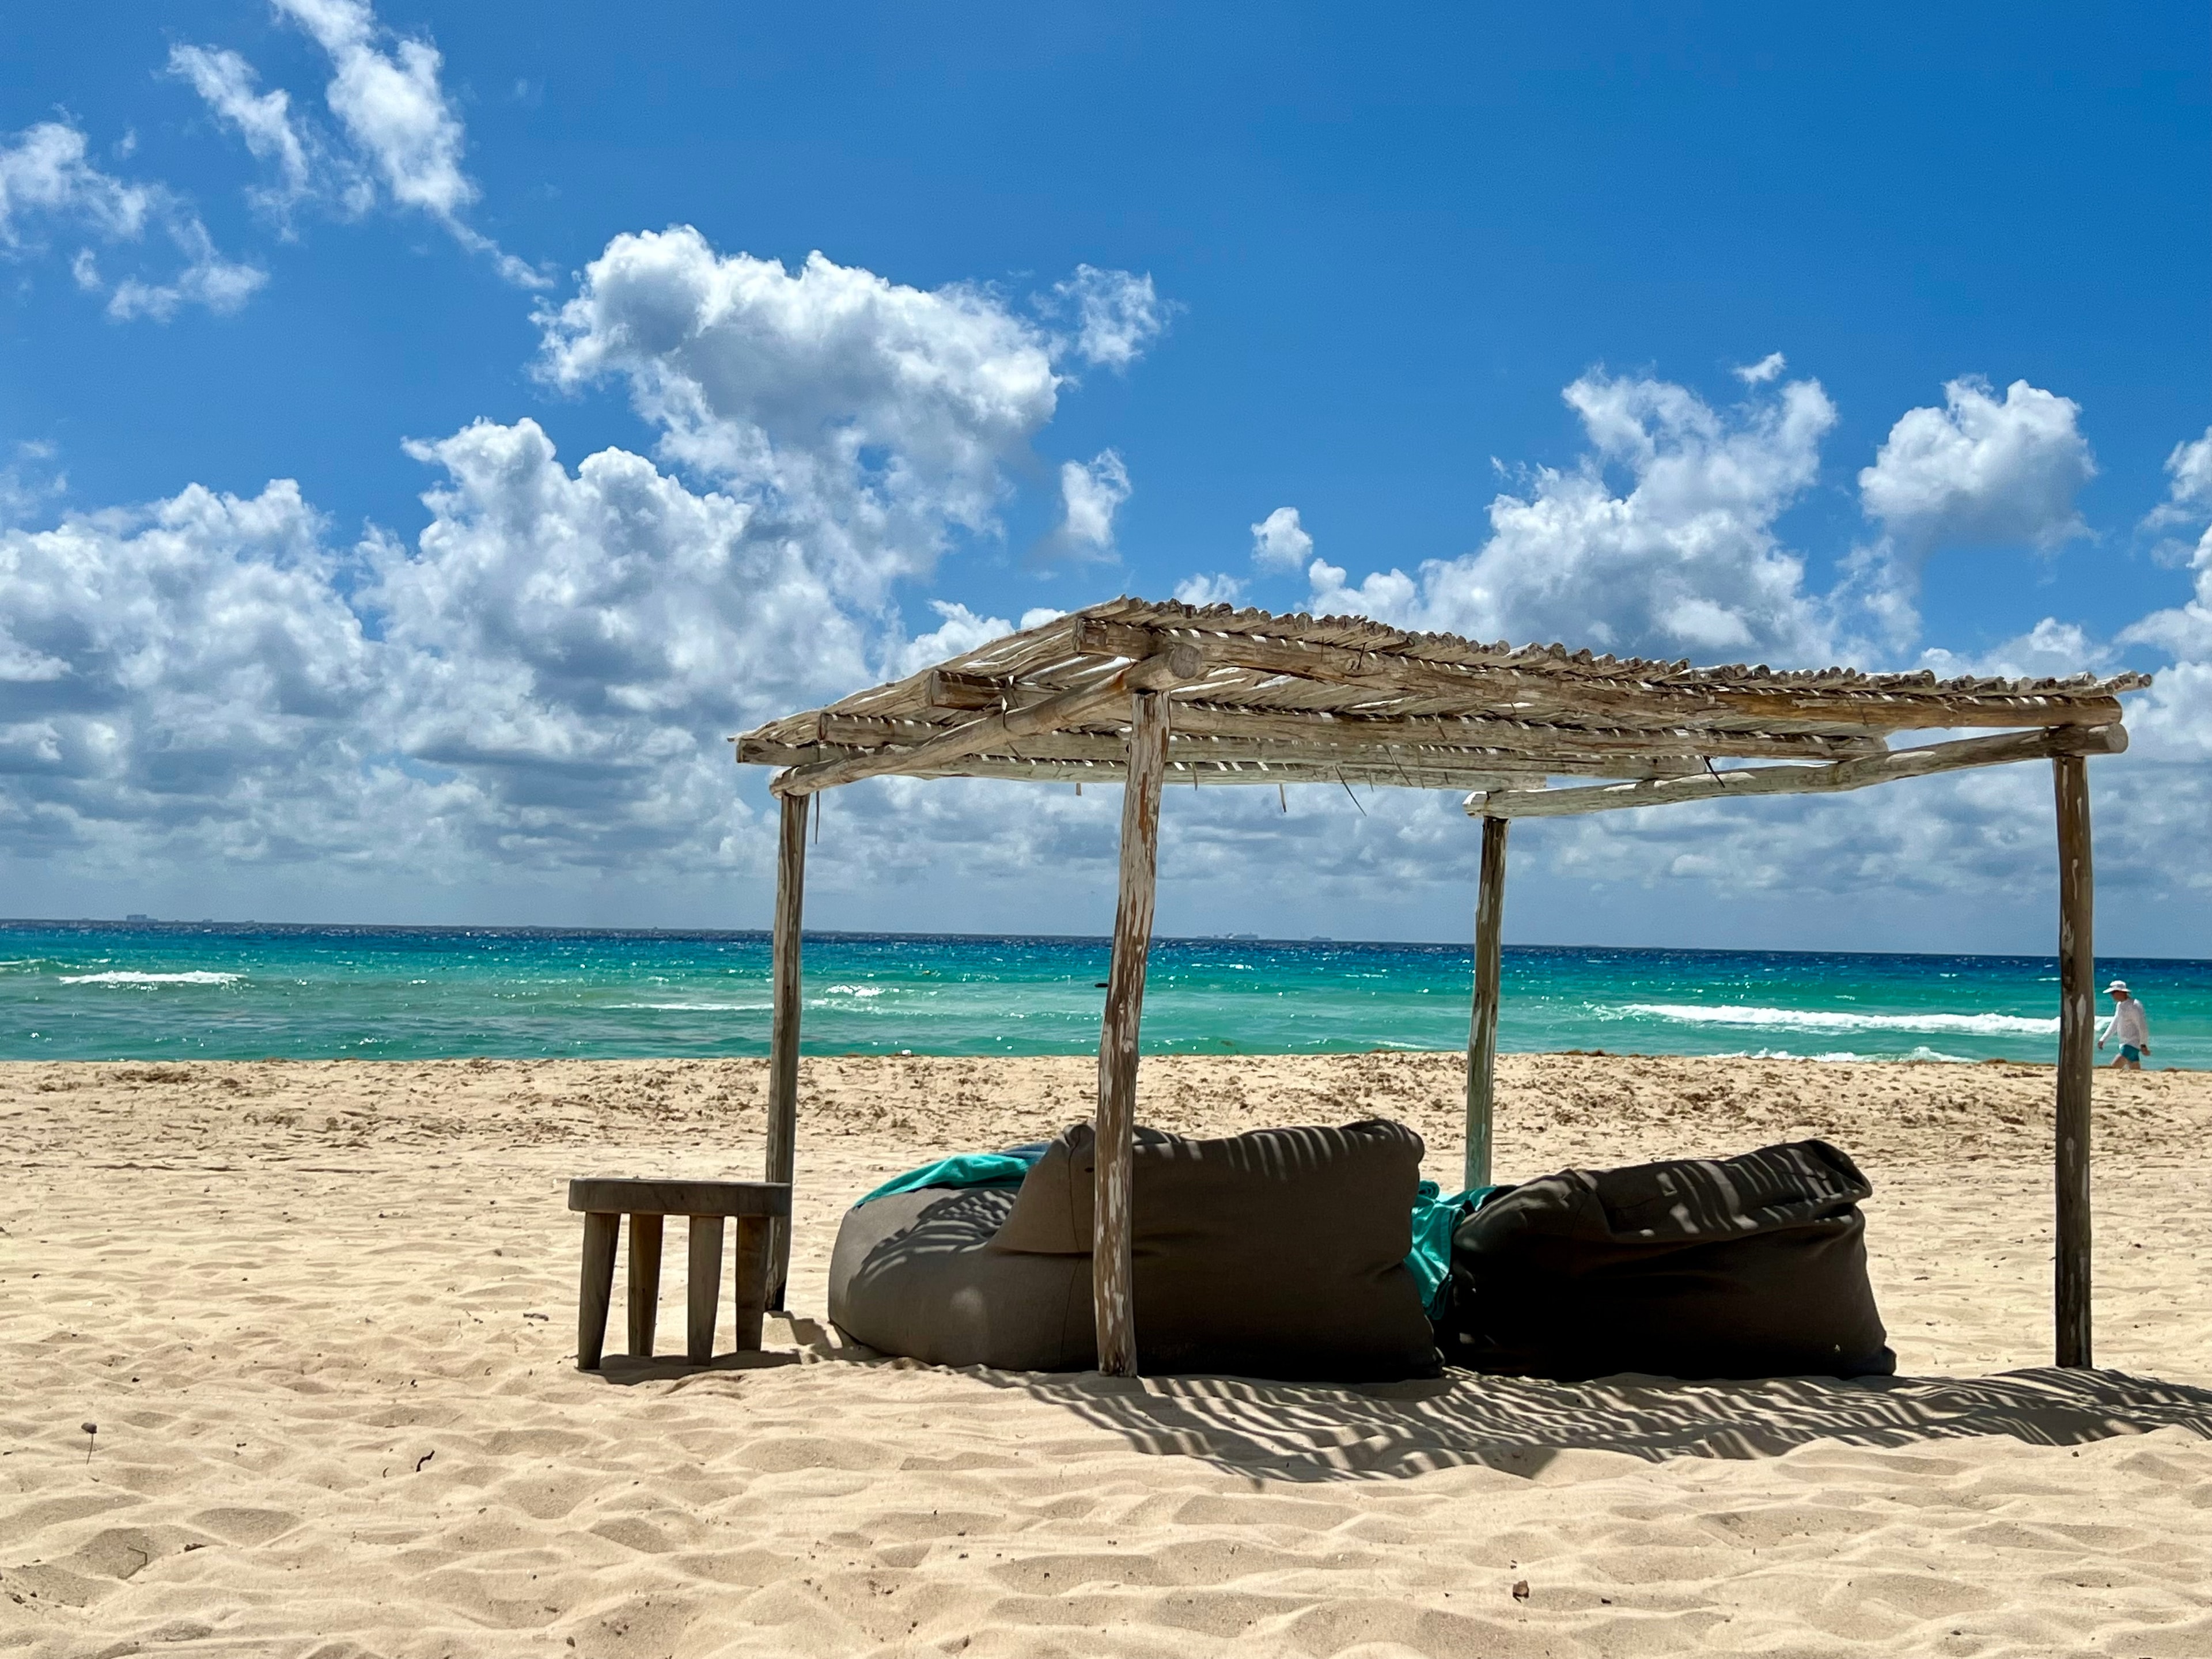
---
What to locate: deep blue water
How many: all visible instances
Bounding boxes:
[3,921,2206,1066]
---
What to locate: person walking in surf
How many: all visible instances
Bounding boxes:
[2097,979,2150,1069]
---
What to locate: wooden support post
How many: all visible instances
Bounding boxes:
[764,791,809,1313]
[2053,754,2094,1368]
[1094,688,1170,1378]
[577,1211,618,1371]
[1465,814,1509,1191]
[686,1215,724,1363]
[732,1214,771,1353]
[626,1213,663,1359]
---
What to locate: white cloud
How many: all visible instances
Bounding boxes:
[1249,505,1313,571]
[2160,429,2212,513]
[1047,265,1165,370]
[1046,450,1131,563]
[219,0,547,285]
[1734,351,1786,385]
[274,0,468,215]
[0,230,1154,889]
[105,218,269,321]
[168,46,314,211]
[2118,436,2212,665]
[1308,558,1418,622]
[1859,377,2095,550]
[2140,427,2212,567]
[888,601,1022,679]
[364,418,877,864]
[0,443,65,528]
[0,122,151,243]
[1918,616,2111,683]
[0,480,382,862]
[541,229,1064,589]
[1173,572,1244,608]
[0,121,263,320]
[1306,369,1838,661]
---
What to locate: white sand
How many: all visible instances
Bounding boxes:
[5,1053,2212,1657]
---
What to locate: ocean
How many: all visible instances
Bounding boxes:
[3,921,2207,1067]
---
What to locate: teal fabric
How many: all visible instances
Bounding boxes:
[1408,1181,1505,1317]
[858,1153,1503,1320]
[857,1152,1037,1206]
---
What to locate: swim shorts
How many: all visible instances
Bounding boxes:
[2121,1044,2143,1063]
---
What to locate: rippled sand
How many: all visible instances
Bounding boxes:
[6,1053,2211,1657]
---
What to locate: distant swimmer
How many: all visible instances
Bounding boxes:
[2097,979,2150,1070]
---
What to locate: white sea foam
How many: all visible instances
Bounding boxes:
[58,969,241,987]
[608,1001,771,1013]
[821,984,885,998]
[1736,1046,1974,1063]
[1620,1002,2056,1037]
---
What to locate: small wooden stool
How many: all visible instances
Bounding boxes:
[568,1179,793,1369]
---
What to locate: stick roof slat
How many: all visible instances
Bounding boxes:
[732,597,2149,793]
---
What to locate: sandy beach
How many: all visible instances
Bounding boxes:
[6,1051,2212,1657]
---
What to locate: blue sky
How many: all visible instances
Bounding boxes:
[3,1,2209,952]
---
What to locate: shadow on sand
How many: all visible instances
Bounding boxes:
[968,1364,2212,1482]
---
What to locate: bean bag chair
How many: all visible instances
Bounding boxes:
[1436,1138,1895,1381]
[826,1186,1095,1370]
[828,1119,1440,1381]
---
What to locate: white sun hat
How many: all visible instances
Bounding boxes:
[2104,979,2130,994]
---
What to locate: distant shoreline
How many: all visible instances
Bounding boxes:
[5,916,2210,967]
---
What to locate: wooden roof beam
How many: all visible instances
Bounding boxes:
[1462,725,2127,819]
[1163,703,1888,762]
[1074,619,2130,734]
[738,730,1704,779]
[768,643,1207,796]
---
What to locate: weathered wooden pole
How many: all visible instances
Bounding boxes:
[1094,688,1170,1377]
[1464,815,1509,1190]
[764,789,810,1312]
[2052,753,2094,1368]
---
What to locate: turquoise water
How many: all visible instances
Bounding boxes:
[4,921,2209,1066]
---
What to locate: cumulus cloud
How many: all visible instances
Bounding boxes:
[1859,377,2095,551]
[0,442,65,528]
[541,229,1066,588]
[1046,265,1166,370]
[0,121,264,320]
[0,229,1162,889]
[1306,369,1838,661]
[0,479,382,862]
[1734,351,1787,385]
[2139,427,2212,567]
[1249,506,1313,571]
[1041,450,1131,565]
[1172,573,1244,608]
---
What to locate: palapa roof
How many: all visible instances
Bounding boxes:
[734,598,2150,813]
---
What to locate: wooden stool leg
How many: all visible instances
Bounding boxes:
[732,1215,771,1353]
[627,1213,663,1359]
[578,1211,619,1372]
[687,1215,724,1364]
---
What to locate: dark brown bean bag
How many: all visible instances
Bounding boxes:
[1438,1138,1895,1381]
[828,1118,1440,1381]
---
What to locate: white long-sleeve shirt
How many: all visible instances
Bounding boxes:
[2101,999,2150,1049]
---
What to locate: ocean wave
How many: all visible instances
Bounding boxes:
[57,970,241,987]
[608,1001,771,1013]
[1620,1002,2056,1037]
[821,984,885,998]
[1736,1046,1975,1063]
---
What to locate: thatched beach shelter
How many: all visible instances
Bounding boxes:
[734,598,2149,1377]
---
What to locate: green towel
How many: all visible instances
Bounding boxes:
[857,1152,1038,1205]
[1408,1180,1505,1317]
